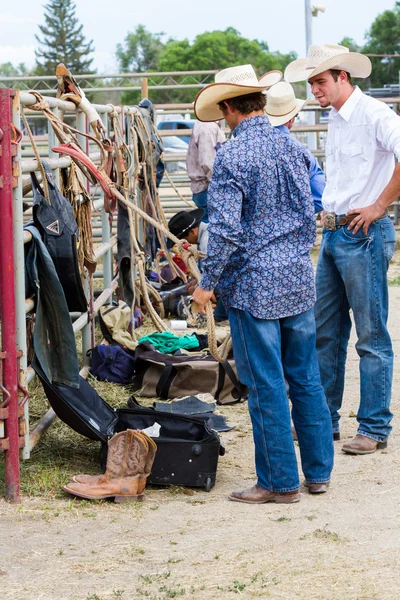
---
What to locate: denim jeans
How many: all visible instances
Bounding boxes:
[229,307,334,492]
[315,216,396,442]
[192,188,209,223]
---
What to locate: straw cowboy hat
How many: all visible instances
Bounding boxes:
[284,44,372,83]
[265,82,310,127]
[194,64,282,122]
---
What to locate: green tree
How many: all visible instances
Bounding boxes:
[0,63,36,98]
[159,28,296,75]
[0,62,30,77]
[362,2,400,87]
[35,0,95,75]
[339,37,361,52]
[116,25,165,72]
[117,27,298,105]
[157,28,296,103]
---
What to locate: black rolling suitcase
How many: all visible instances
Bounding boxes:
[32,358,224,491]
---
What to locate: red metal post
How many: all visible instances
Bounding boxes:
[0,88,21,503]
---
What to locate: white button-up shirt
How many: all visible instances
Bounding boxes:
[322,86,400,215]
[186,121,225,195]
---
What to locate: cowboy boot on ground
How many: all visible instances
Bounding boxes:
[135,431,157,496]
[71,430,149,486]
[64,429,156,502]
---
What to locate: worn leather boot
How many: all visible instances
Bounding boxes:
[229,484,301,504]
[72,430,149,487]
[64,430,153,502]
[136,432,157,495]
[305,481,330,494]
[342,434,387,455]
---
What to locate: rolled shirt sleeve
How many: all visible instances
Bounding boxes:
[373,101,400,160]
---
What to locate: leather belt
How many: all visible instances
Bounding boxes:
[325,212,356,231]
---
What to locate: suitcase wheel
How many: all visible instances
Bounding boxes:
[204,477,212,492]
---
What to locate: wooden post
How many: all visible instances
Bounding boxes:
[141,77,149,100]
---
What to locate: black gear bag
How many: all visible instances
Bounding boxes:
[31,160,87,312]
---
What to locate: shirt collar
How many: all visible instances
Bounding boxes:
[330,86,363,122]
[275,124,290,134]
[232,115,270,137]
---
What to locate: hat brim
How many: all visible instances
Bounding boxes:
[266,97,310,127]
[167,208,205,249]
[284,53,371,83]
[194,70,283,122]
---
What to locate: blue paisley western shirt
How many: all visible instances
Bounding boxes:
[200,115,316,320]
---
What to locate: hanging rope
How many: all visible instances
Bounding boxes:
[163,170,195,208]
[25,93,232,363]
[21,111,50,203]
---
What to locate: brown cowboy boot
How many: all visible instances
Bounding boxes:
[72,430,148,485]
[71,430,155,488]
[64,429,150,502]
[135,432,157,496]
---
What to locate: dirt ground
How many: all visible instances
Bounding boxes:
[1,246,400,600]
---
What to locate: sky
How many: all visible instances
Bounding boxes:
[0,0,397,73]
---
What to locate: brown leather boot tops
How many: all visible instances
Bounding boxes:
[64,429,156,502]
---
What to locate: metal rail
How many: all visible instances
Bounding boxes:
[0,71,219,96]
[1,87,152,502]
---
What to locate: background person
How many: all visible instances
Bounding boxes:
[186,120,226,222]
[192,64,333,503]
[167,208,208,254]
[285,44,399,455]
[167,208,227,322]
[265,81,325,213]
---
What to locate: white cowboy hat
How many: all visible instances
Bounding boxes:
[194,64,283,122]
[265,82,310,127]
[284,44,372,83]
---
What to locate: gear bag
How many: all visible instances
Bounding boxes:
[89,344,135,385]
[31,160,87,312]
[133,343,248,405]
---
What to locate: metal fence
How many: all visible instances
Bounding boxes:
[0,88,160,502]
[0,71,219,96]
[2,80,400,502]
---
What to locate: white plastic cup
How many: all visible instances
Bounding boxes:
[170,320,187,330]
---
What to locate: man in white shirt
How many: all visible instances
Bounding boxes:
[285,45,399,455]
[186,121,225,222]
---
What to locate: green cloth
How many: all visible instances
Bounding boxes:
[138,332,199,354]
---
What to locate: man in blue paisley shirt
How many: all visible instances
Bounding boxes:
[193,65,333,504]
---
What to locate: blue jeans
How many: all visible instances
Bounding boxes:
[229,307,334,492]
[192,188,209,223]
[315,216,396,442]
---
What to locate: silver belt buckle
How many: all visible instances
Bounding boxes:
[325,212,337,231]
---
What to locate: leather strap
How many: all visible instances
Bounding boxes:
[156,364,178,399]
[216,360,247,404]
[338,214,356,226]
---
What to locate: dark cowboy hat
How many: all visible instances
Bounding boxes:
[167,208,205,249]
